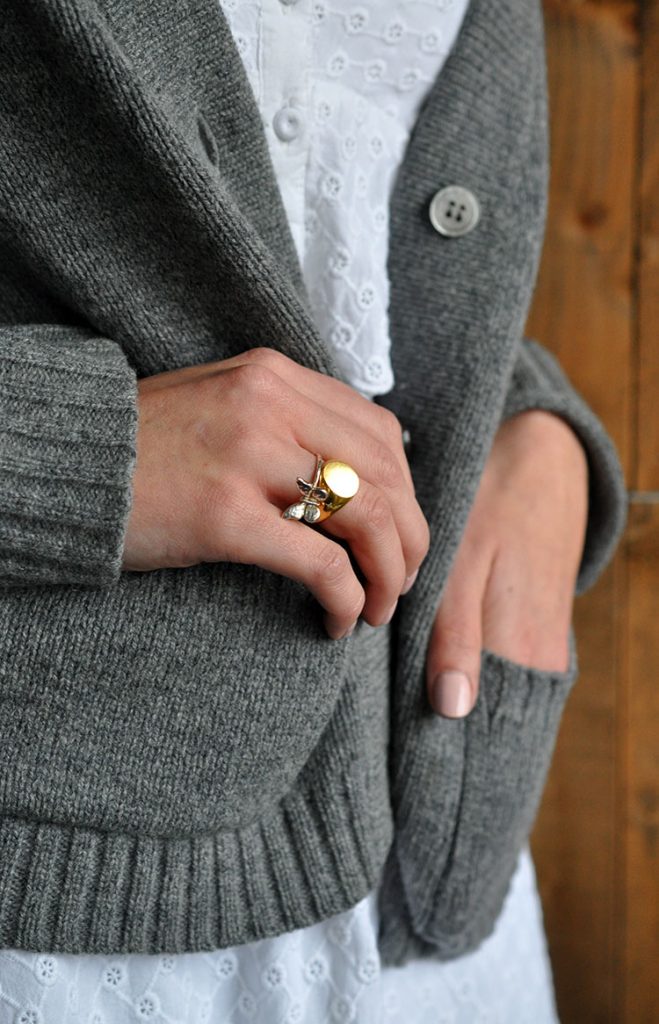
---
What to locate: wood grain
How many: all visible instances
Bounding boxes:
[638,1,659,490]
[625,9,659,1014]
[527,2,639,1021]
[622,505,659,1022]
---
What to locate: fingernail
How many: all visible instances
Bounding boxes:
[432,671,473,718]
[383,601,397,625]
[402,569,418,594]
[325,614,345,640]
[340,621,357,639]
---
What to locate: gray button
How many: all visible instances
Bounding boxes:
[279,0,300,4]
[429,185,480,237]
[273,106,304,142]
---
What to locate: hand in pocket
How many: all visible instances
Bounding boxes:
[425,409,589,718]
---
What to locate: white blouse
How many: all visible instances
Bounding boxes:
[224,0,468,398]
[0,2,561,1022]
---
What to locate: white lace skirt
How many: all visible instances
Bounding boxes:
[0,842,559,1024]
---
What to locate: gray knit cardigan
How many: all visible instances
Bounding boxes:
[0,0,627,964]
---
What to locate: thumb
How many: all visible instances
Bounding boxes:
[426,572,484,719]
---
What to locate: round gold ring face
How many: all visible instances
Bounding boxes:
[282,456,360,524]
[320,461,360,501]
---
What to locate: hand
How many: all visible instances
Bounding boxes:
[425,409,589,718]
[122,347,430,639]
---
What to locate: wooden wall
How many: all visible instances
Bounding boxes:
[528,2,658,1021]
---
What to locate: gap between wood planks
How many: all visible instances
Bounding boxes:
[627,491,659,503]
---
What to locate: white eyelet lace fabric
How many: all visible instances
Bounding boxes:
[223,0,468,398]
[0,844,559,1023]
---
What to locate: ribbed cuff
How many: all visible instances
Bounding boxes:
[500,337,628,595]
[0,326,138,588]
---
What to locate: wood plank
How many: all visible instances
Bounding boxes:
[527,2,639,1021]
[531,564,622,1023]
[622,503,659,1022]
[637,1,659,490]
[528,0,636,472]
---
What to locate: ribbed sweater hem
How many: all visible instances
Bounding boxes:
[0,762,392,955]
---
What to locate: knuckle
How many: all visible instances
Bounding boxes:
[342,592,366,624]
[379,405,403,443]
[231,360,281,400]
[243,346,287,374]
[412,517,431,565]
[360,489,393,533]
[438,619,481,660]
[313,546,352,591]
[337,595,365,626]
[372,445,401,490]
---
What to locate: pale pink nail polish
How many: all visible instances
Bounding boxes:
[432,671,473,718]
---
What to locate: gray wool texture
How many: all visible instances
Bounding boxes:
[0,0,627,963]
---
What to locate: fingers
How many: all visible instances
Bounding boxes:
[171,359,428,636]
[266,445,407,627]
[319,486,406,626]
[147,353,429,602]
[426,536,493,718]
[427,536,575,720]
[290,392,430,583]
[481,544,574,673]
[239,501,366,640]
[264,438,422,624]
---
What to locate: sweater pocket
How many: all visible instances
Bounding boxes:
[378,623,579,964]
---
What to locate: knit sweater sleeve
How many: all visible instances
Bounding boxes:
[0,324,138,588]
[499,335,628,595]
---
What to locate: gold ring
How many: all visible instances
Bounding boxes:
[282,454,360,524]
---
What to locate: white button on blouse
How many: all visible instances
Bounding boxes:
[272,105,305,141]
